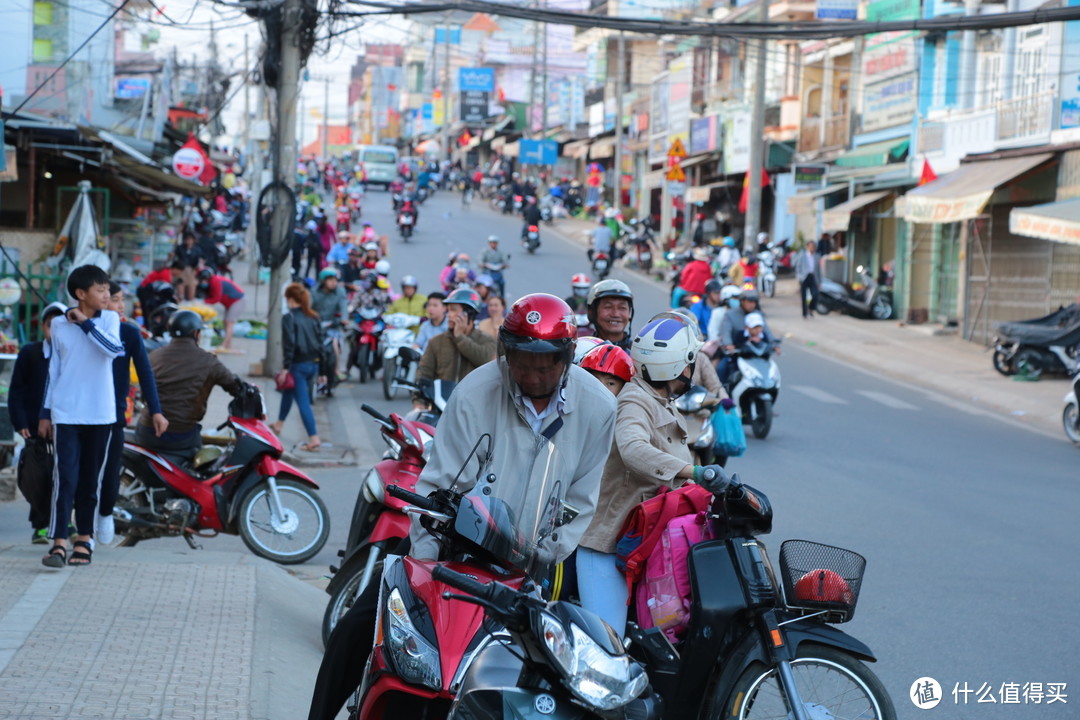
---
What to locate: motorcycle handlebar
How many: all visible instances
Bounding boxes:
[361,404,395,427]
[431,565,494,600]
[385,484,443,512]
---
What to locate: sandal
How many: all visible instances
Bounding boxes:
[42,544,67,568]
[299,442,321,452]
[68,540,93,567]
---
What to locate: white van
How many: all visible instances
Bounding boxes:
[355,144,399,190]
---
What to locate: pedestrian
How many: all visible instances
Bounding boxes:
[796,240,819,318]
[170,230,205,301]
[414,292,447,353]
[39,265,126,567]
[271,283,325,452]
[316,215,337,270]
[97,282,168,544]
[417,288,496,382]
[9,302,66,544]
[196,269,246,352]
[477,295,506,338]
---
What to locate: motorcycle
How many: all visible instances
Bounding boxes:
[523,225,541,254]
[724,341,781,439]
[479,261,508,298]
[623,468,895,720]
[756,247,778,298]
[336,206,352,233]
[538,194,559,225]
[322,403,435,647]
[347,305,386,383]
[349,192,364,223]
[391,193,404,211]
[816,266,893,320]
[397,209,416,240]
[992,303,1080,380]
[317,319,343,398]
[110,386,330,564]
[674,385,719,466]
[592,251,612,280]
[627,219,656,272]
[416,186,429,204]
[1064,371,1080,444]
[379,313,422,401]
[513,194,524,213]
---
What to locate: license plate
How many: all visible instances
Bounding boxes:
[400,216,414,225]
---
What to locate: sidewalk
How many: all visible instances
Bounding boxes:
[0,544,325,720]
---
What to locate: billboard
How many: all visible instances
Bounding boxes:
[459,67,495,93]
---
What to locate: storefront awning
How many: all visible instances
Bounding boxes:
[821,191,892,232]
[502,140,519,158]
[786,184,847,215]
[902,153,1052,224]
[563,139,590,159]
[834,138,910,169]
[1009,198,1080,245]
[589,136,616,160]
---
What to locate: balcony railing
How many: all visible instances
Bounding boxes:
[798,114,849,154]
[918,122,945,154]
[996,92,1053,143]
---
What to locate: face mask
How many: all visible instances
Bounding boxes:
[728,298,740,309]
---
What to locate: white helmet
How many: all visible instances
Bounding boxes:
[744,312,765,329]
[374,259,391,276]
[573,336,607,365]
[720,285,742,302]
[630,314,703,382]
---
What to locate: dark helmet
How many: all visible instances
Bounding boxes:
[445,287,481,319]
[168,309,204,338]
[498,293,576,361]
[705,278,723,294]
[197,267,213,282]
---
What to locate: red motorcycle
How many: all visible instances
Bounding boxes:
[349,192,364,223]
[347,305,386,383]
[322,402,435,647]
[336,206,352,233]
[110,386,331,564]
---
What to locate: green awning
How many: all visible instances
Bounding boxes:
[834,138,910,169]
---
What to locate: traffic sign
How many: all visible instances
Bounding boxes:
[666,180,686,195]
[519,139,559,166]
[667,138,687,159]
[172,146,205,181]
[666,163,686,182]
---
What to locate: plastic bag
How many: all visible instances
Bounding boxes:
[710,407,746,457]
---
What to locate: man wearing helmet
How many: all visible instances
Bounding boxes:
[565,273,591,315]
[309,295,616,720]
[689,278,725,335]
[313,269,348,372]
[479,235,509,296]
[137,310,247,456]
[586,278,634,351]
[719,288,779,384]
[417,288,496,382]
[387,275,427,332]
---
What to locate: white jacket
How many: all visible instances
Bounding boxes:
[408,358,616,567]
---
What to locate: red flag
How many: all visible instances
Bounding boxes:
[458,130,473,146]
[919,158,938,186]
[738,168,770,214]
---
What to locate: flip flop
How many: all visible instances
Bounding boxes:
[42,544,67,568]
[299,442,322,452]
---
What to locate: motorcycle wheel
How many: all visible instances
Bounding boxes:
[1013,348,1046,380]
[106,470,152,548]
[871,296,892,320]
[382,356,398,400]
[713,644,896,720]
[238,478,330,564]
[766,277,775,298]
[815,299,832,315]
[357,346,371,383]
[322,546,384,648]
[1064,403,1080,444]
[750,397,773,439]
[992,349,1015,376]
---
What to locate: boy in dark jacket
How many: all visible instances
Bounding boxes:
[8,302,66,543]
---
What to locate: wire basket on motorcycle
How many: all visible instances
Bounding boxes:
[779,539,866,623]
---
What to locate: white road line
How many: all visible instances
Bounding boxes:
[790,385,849,404]
[0,571,71,673]
[857,390,920,411]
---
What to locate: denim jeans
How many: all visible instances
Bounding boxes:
[576,547,629,636]
[278,361,318,436]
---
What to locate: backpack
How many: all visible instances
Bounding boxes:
[17,438,54,516]
[634,510,712,643]
[615,483,714,594]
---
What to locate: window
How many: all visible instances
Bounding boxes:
[932,40,948,108]
[976,34,1002,108]
[33,1,53,25]
[32,38,53,63]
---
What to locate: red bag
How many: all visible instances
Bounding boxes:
[274,369,295,392]
[614,483,714,595]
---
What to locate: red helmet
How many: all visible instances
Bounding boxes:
[580,343,635,382]
[499,293,576,356]
[571,273,592,289]
[793,569,853,605]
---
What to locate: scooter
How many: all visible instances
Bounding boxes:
[992,304,1080,380]
[479,261,508,298]
[592,250,612,280]
[1064,371,1080,445]
[322,403,434,648]
[725,341,781,439]
[110,386,330,564]
[346,305,385,383]
[317,319,343,398]
[674,385,718,466]
[523,225,541,254]
[817,266,893,320]
[379,313,422,401]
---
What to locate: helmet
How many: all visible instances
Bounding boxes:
[305,220,318,231]
[401,275,418,288]
[586,278,633,308]
[722,236,735,247]
[692,247,711,262]
[793,569,854,605]
[573,336,607,365]
[720,285,742,302]
[571,273,592,289]
[445,287,481,314]
[741,287,760,302]
[374,260,391,276]
[168,309,204,339]
[318,268,339,283]
[705,278,723,294]
[630,315,703,382]
[744,312,764,329]
[499,294,576,358]
[475,274,495,289]
[487,235,499,244]
[757,231,769,243]
[580,343,635,383]
[363,242,379,252]
[196,267,213,282]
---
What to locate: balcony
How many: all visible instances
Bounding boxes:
[997,92,1053,145]
[797,114,850,154]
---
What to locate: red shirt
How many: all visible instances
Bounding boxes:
[679,260,713,295]
[204,275,245,308]
[141,267,174,287]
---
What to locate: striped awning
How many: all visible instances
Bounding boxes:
[1010,198,1080,245]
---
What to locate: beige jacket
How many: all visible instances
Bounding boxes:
[579,376,693,554]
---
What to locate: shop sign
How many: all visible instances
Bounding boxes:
[172,146,204,181]
[794,163,828,186]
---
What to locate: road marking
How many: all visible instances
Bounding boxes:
[790,385,849,404]
[0,571,71,673]
[857,390,920,411]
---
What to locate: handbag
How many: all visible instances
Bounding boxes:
[274,368,295,392]
[710,406,746,457]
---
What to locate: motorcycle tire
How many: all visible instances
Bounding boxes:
[712,643,896,720]
[992,349,1015,376]
[382,356,398,400]
[1013,348,1047,380]
[815,299,832,315]
[238,478,330,564]
[357,347,371,383]
[322,545,385,649]
[871,296,892,320]
[1064,402,1080,444]
[107,470,152,548]
[766,277,775,298]
[750,397,773,439]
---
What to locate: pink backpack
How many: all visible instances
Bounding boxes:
[634,510,712,643]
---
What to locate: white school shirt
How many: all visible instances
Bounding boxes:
[43,309,124,425]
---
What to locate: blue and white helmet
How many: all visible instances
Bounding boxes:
[630,314,703,382]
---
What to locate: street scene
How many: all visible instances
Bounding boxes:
[0,1,1079,719]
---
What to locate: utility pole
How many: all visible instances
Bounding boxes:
[442,20,451,164]
[529,17,539,137]
[541,2,549,139]
[744,0,770,254]
[613,31,625,212]
[243,33,250,151]
[265,0,303,377]
[321,76,330,160]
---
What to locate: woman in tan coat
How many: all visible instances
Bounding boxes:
[577,314,728,634]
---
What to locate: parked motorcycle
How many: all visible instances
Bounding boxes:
[724,341,781,439]
[347,305,385,383]
[523,224,541,254]
[816,266,893,320]
[993,303,1080,380]
[1064,371,1080,444]
[322,403,434,647]
[110,386,330,563]
[379,313,422,401]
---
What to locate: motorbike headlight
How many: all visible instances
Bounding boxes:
[381,433,402,460]
[539,614,648,711]
[384,588,442,691]
[416,428,434,462]
[362,468,385,504]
